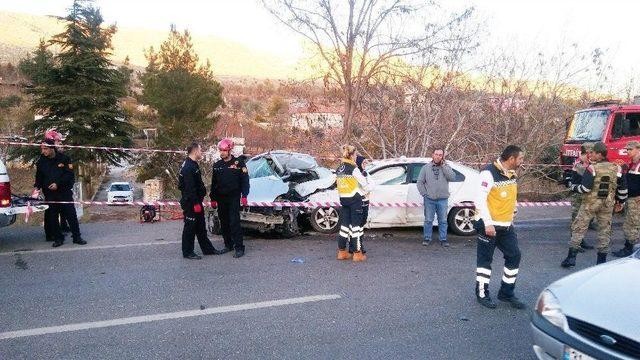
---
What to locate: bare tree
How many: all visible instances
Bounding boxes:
[262,0,476,141]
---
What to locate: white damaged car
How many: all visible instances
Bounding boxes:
[207,151,336,237]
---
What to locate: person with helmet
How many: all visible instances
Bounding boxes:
[33,138,86,247]
[210,138,250,258]
[561,141,628,267]
[336,145,372,262]
[44,130,72,234]
[178,142,224,260]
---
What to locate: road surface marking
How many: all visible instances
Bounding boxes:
[0,294,341,340]
[0,241,181,256]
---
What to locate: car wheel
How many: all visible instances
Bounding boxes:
[207,209,222,235]
[448,207,476,236]
[309,207,340,234]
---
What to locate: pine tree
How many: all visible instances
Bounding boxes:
[17,0,133,165]
[18,39,54,86]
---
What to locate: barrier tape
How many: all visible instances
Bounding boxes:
[26,199,571,208]
[0,141,186,154]
[0,141,571,168]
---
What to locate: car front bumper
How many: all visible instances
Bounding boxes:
[530,312,628,360]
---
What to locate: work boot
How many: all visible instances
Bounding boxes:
[612,241,634,258]
[352,251,367,262]
[217,248,232,255]
[580,240,594,250]
[72,237,87,245]
[497,293,527,309]
[476,292,497,309]
[233,249,245,258]
[183,253,202,260]
[561,248,578,268]
[596,252,607,265]
[52,240,64,248]
[337,249,352,260]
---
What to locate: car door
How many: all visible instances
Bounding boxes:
[367,164,409,227]
[405,162,427,225]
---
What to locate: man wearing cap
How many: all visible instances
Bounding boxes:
[613,141,640,257]
[562,141,627,267]
[210,139,250,258]
[33,139,86,247]
[565,142,596,252]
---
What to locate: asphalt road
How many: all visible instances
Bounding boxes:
[0,214,630,360]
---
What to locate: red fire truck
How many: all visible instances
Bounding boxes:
[560,99,640,178]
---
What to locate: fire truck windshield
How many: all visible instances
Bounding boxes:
[566,109,610,143]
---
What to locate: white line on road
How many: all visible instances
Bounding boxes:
[0,241,181,256]
[0,294,341,340]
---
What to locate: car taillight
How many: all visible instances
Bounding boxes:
[0,182,11,207]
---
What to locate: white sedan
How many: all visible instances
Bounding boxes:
[307,158,480,236]
[107,182,134,205]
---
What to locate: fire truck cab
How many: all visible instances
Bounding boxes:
[560,99,640,178]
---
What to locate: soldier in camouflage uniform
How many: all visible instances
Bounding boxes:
[561,142,628,267]
[613,141,640,257]
[565,142,595,252]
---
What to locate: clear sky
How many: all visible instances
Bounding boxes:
[1,0,638,88]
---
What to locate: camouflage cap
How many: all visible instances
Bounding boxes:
[581,142,594,153]
[592,141,608,156]
[625,141,640,150]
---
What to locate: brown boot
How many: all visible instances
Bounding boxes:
[337,249,352,260]
[353,251,367,262]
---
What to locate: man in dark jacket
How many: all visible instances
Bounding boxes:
[210,139,250,258]
[34,139,85,247]
[179,142,224,260]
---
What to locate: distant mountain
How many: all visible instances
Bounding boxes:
[0,10,299,79]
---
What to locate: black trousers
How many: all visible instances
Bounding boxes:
[45,202,81,242]
[474,220,521,299]
[337,196,364,253]
[361,198,369,227]
[181,203,217,257]
[217,195,244,251]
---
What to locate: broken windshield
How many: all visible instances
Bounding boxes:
[566,110,610,142]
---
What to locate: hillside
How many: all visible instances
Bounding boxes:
[0,10,300,80]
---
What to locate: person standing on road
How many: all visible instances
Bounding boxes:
[178,142,224,260]
[613,141,640,257]
[33,139,86,247]
[565,142,596,252]
[336,145,372,262]
[417,147,456,247]
[474,145,526,310]
[210,139,250,259]
[45,130,72,234]
[355,155,373,232]
[561,142,628,267]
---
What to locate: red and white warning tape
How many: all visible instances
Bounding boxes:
[0,141,186,154]
[33,200,571,208]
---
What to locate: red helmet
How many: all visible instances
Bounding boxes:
[217,138,234,151]
[45,130,63,142]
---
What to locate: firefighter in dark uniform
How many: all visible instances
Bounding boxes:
[210,139,250,258]
[336,145,372,262]
[178,142,224,260]
[34,139,86,247]
[46,130,72,233]
[474,145,526,309]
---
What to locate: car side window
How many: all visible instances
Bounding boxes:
[371,165,407,185]
[409,164,426,183]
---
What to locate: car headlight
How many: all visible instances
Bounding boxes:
[535,290,568,331]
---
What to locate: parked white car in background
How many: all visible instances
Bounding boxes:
[0,158,47,228]
[107,182,134,204]
[307,157,480,236]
